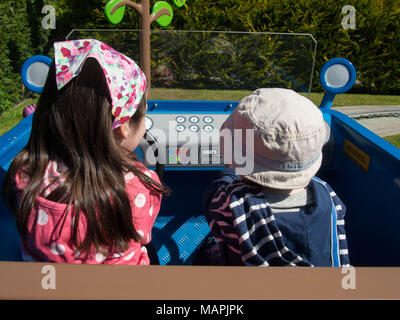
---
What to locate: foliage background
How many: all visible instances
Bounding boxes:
[0,0,399,115]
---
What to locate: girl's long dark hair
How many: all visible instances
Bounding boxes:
[2,58,169,254]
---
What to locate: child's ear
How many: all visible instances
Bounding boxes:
[114,122,130,140]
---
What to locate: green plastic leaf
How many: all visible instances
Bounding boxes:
[173,0,186,7]
[105,0,126,25]
[152,1,173,27]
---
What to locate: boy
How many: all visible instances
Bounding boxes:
[203,88,350,267]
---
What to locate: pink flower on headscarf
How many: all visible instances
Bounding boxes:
[119,116,131,126]
[112,87,120,97]
[61,47,71,57]
[100,42,111,51]
[114,107,122,118]
[70,46,79,56]
[139,80,146,92]
[54,39,147,130]
[124,70,132,81]
[63,72,73,83]
[103,50,116,66]
[126,92,136,106]
[119,59,131,70]
[80,41,92,53]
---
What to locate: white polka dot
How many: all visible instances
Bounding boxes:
[112,252,124,258]
[144,171,152,178]
[149,205,154,217]
[37,209,48,226]
[138,230,144,238]
[141,246,147,253]
[123,251,135,261]
[74,249,81,258]
[140,260,147,265]
[95,252,106,263]
[134,193,146,208]
[125,172,135,181]
[50,243,65,255]
[147,233,150,243]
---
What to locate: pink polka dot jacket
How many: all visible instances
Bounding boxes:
[15,160,161,265]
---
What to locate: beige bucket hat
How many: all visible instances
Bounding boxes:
[221,88,328,190]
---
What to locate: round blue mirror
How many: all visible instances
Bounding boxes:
[21,55,52,93]
[319,58,357,109]
[320,58,356,94]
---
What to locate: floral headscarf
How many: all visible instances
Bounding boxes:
[54,39,147,130]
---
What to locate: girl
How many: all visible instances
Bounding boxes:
[2,39,169,265]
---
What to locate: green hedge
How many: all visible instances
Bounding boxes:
[148,31,316,91]
[172,0,400,94]
[58,0,400,94]
[0,0,51,116]
[0,1,30,115]
[1,0,400,117]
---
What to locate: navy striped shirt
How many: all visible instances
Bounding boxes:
[203,169,350,267]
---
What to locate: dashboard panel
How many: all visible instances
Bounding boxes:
[137,100,334,170]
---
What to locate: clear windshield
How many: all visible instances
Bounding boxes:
[66,29,317,99]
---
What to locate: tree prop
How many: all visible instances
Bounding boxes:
[105,0,186,93]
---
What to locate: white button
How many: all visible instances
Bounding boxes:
[203,125,214,132]
[176,125,185,132]
[176,116,186,123]
[145,116,153,130]
[201,148,218,155]
[189,125,199,132]
[189,116,199,123]
[203,116,213,123]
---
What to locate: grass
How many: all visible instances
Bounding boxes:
[150,88,400,107]
[0,99,37,136]
[306,92,400,107]
[384,134,400,149]
[150,88,253,101]
[2,90,400,137]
